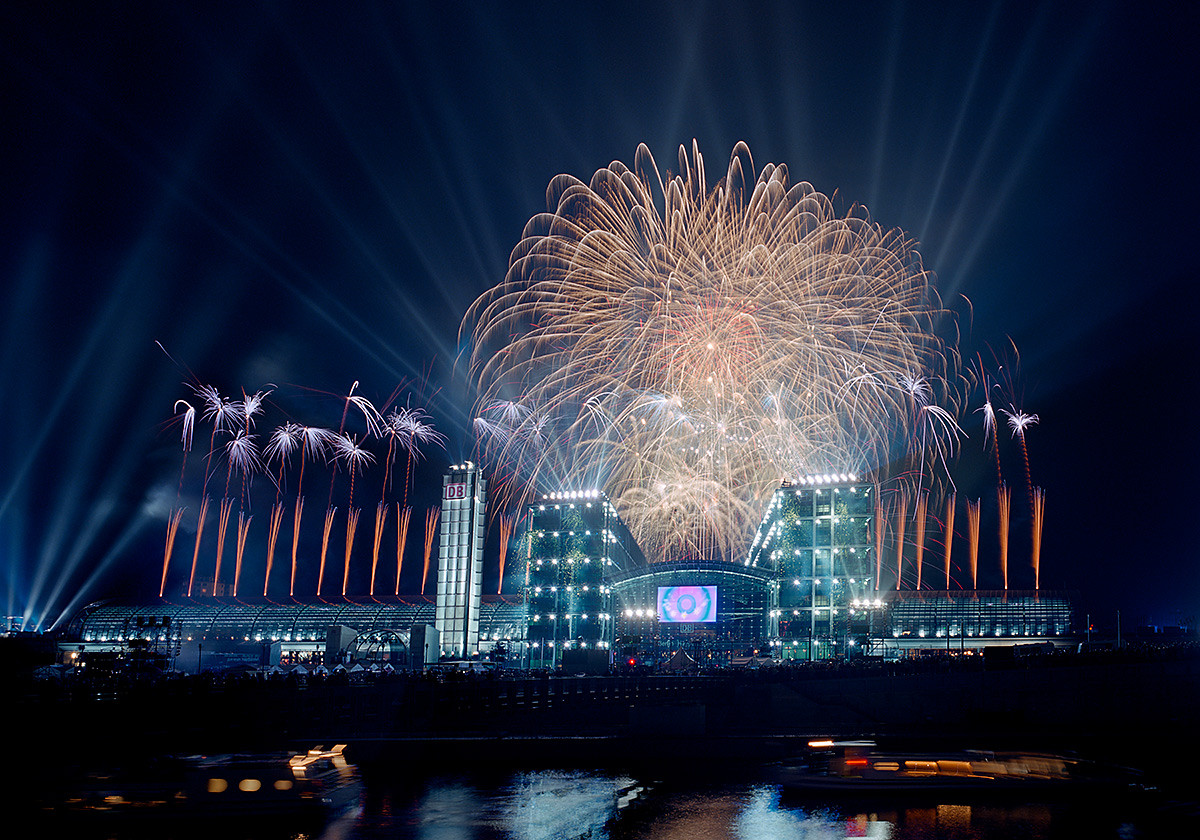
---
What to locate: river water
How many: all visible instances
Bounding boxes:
[330,764,1174,840]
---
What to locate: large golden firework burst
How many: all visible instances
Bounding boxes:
[463,141,961,563]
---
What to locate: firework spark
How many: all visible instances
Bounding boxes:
[1032,487,1045,590]
[894,490,908,590]
[318,507,337,597]
[997,484,1012,591]
[159,508,184,598]
[913,491,927,590]
[873,496,884,591]
[370,502,388,596]
[497,513,515,594]
[332,434,375,505]
[1002,407,1039,510]
[289,497,304,597]
[463,142,960,562]
[187,496,210,597]
[395,504,412,595]
[966,498,980,589]
[421,507,439,596]
[213,497,234,594]
[943,492,955,589]
[264,502,285,597]
[343,507,361,598]
[233,511,252,596]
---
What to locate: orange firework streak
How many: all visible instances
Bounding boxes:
[233,512,252,597]
[342,507,361,597]
[967,499,981,590]
[187,496,211,597]
[894,490,908,590]
[395,504,412,595]
[370,502,388,596]
[421,507,440,596]
[1032,487,1045,591]
[913,492,927,590]
[997,485,1012,591]
[317,507,337,596]
[160,508,184,597]
[264,503,285,597]
[497,514,514,595]
[289,497,304,597]
[943,493,956,589]
[213,497,234,593]
[873,497,884,590]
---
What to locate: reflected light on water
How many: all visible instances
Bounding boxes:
[736,786,892,839]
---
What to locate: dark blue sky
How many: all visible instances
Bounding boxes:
[3,2,1197,629]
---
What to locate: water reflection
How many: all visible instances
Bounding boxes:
[42,764,1157,839]
[737,787,891,838]
[353,770,1151,840]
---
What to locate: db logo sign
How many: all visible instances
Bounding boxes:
[444,483,467,500]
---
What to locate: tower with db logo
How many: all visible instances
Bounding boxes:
[435,461,486,658]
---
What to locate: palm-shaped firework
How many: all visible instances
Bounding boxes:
[332,434,374,599]
[159,377,447,601]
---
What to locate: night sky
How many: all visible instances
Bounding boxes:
[3,2,1197,630]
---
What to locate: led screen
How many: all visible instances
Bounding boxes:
[658,585,717,623]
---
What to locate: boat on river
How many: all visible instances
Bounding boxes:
[771,739,1141,795]
[43,744,361,825]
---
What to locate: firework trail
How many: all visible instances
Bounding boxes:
[240,388,271,432]
[395,504,412,595]
[289,497,303,597]
[997,484,1012,591]
[333,434,373,598]
[370,502,388,596]
[327,382,382,508]
[913,491,928,590]
[966,498,980,589]
[293,426,336,596]
[265,422,303,494]
[333,434,375,506]
[497,513,515,594]
[161,399,196,595]
[233,511,252,597]
[318,507,337,597]
[385,406,445,507]
[185,385,241,598]
[225,429,261,507]
[462,142,960,562]
[943,492,955,589]
[894,490,908,590]
[173,399,196,490]
[187,496,210,597]
[1002,407,1039,512]
[1032,487,1045,590]
[421,507,440,596]
[873,496,884,591]
[973,365,1003,487]
[213,497,234,594]
[342,507,361,598]
[195,385,244,495]
[159,509,184,598]
[264,502,285,597]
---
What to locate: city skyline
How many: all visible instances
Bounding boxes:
[2,2,1196,629]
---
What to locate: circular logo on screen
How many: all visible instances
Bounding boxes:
[659,586,716,622]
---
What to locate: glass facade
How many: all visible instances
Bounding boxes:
[523,490,644,669]
[609,561,774,666]
[70,600,524,655]
[746,480,876,660]
[887,591,1073,640]
[435,463,486,658]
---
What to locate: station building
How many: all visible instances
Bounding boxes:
[64,476,1076,670]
